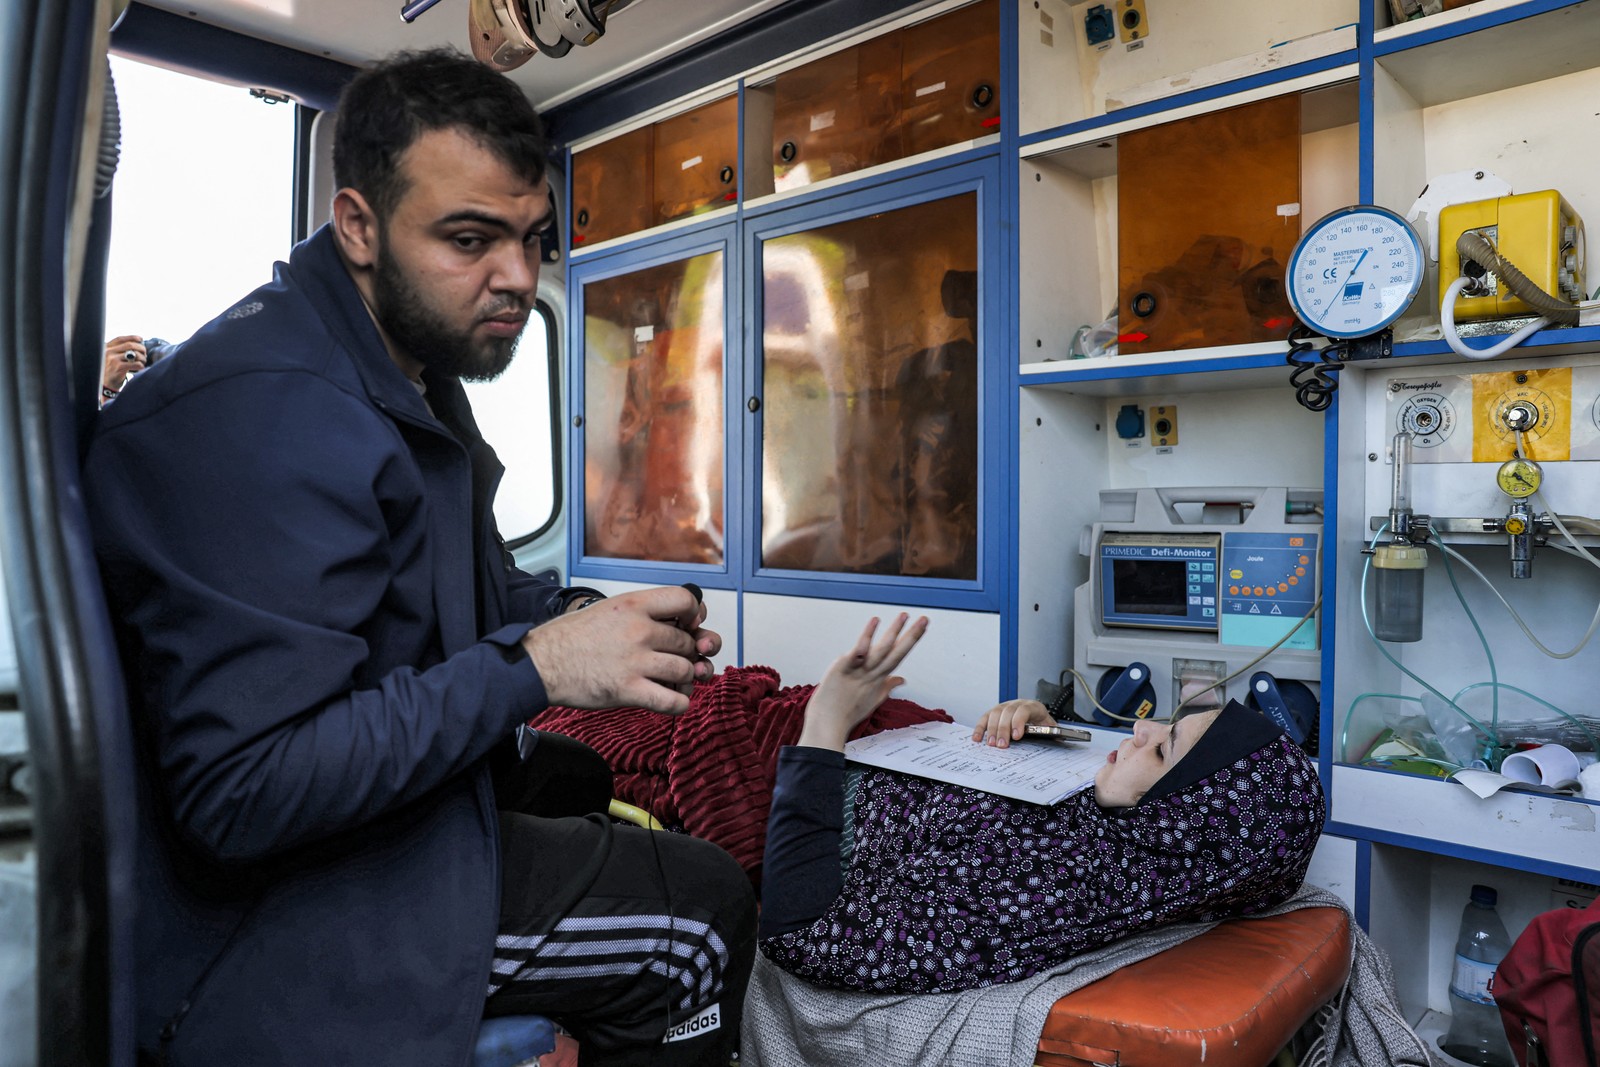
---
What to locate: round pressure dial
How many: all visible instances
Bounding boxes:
[1286,205,1425,339]
[1496,456,1543,499]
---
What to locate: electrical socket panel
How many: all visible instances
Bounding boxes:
[1115,0,1149,46]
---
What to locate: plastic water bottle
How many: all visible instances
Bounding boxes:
[1439,884,1513,1067]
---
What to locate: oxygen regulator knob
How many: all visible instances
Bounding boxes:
[1502,402,1537,432]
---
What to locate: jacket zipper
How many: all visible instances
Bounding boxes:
[155,903,257,1058]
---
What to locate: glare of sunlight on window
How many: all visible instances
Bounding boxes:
[235,0,298,18]
[104,57,294,346]
[464,319,557,543]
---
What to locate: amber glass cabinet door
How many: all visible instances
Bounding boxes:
[757,192,980,580]
[579,248,727,566]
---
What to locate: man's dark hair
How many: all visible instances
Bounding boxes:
[333,48,548,221]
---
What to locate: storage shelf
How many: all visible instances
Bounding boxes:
[1329,763,1599,878]
[568,203,736,260]
[1021,344,1298,395]
[1018,0,1359,137]
[1375,0,1600,106]
[1388,322,1600,361]
[1375,0,1587,46]
[1019,54,1359,163]
[741,135,1000,214]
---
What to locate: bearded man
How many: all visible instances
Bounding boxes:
[82,48,754,1067]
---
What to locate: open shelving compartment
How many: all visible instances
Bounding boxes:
[1367,841,1597,1043]
[1017,69,1361,377]
[1018,0,1359,137]
[1012,40,1359,726]
[1015,378,1328,705]
[1373,0,1598,53]
[1328,345,1600,874]
[1372,0,1600,353]
[1333,2,1600,877]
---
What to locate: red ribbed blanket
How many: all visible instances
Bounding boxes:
[526,665,952,887]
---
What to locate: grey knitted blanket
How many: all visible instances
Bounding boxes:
[742,884,1440,1067]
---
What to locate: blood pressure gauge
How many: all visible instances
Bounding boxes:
[1286,205,1425,339]
[1496,456,1543,498]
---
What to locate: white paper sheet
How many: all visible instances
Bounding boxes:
[843,721,1118,805]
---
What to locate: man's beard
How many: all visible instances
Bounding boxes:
[371,245,523,383]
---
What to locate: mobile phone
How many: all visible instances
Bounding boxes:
[1025,724,1092,742]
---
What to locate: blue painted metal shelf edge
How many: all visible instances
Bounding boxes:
[1015,321,1600,390]
[1373,0,1592,56]
[1019,348,1291,386]
[1326,819,1600,884]
[1017,47,1360,154]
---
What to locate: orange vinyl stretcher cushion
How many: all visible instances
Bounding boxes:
[1035,906,1353,1067]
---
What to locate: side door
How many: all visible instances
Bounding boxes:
[1,3,136,1065]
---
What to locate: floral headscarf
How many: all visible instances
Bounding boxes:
[759,702,1325,993]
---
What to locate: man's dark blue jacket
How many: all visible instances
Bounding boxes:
[83,226,570,1066]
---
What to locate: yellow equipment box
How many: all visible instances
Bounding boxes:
[1438,190,1586,321]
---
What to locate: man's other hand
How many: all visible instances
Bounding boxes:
[520,585,721,714]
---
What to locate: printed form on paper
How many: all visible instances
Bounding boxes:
[844,721,1118,805]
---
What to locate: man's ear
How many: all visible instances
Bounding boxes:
[331,187,381,270]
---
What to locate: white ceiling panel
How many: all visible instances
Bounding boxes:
[136,0,787,110]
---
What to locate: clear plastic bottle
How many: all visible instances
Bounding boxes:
[1439,884,1514,1067]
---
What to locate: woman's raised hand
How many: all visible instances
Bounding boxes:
[796,614,929,752]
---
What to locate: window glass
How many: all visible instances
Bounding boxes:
[761,192,979,578]
[464,305,559,543]
[103,58,559,544]
[0,554,35,1067]
[582,251,725,565]
[757,0,1000,195]
[104,56,295,344]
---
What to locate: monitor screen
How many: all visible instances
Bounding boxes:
[1110,558,1188,616]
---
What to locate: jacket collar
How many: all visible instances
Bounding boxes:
[287,225,437,426]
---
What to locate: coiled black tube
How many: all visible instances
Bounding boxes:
[1286,322,1345,412]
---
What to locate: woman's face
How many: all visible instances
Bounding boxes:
[1093,708,1223,809]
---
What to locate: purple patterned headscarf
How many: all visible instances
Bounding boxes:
[759,703,1325,993]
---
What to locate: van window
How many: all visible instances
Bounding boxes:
[104,56,295,342]
[102,56,558,545]
[463,302,560,545]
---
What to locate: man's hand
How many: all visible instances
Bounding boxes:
[102,335,148,399]
[520,585,720,714]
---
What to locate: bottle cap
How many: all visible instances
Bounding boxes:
[1374,541,1428,569]
[1470,883,1497,907]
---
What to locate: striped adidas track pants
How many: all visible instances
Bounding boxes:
[485,738,756,1066]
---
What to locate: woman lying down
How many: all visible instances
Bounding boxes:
[756,613,1325,997]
